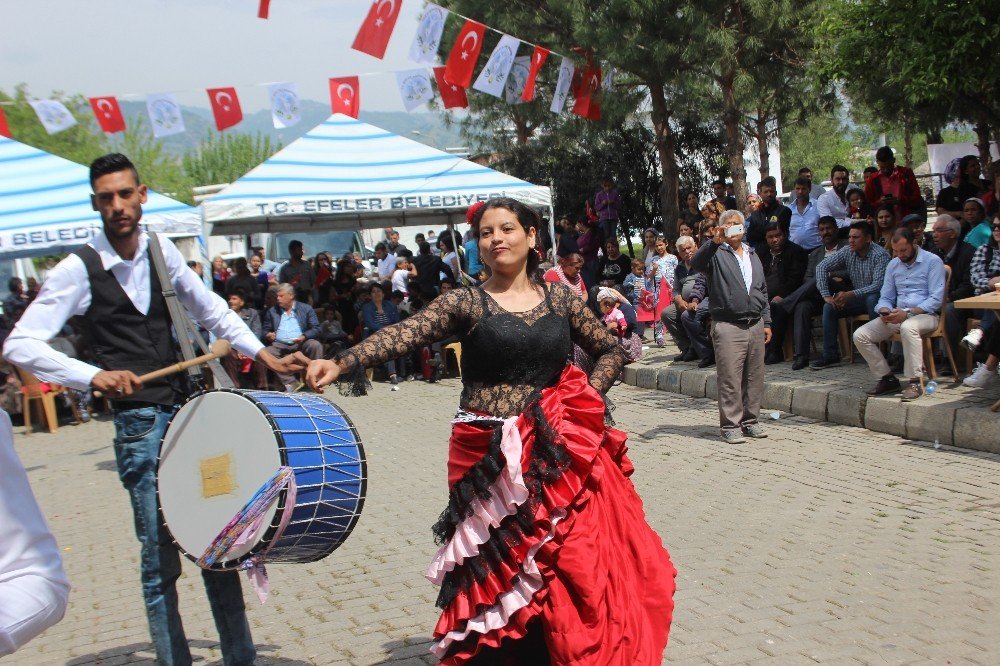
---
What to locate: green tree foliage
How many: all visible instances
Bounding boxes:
[0,85,106,165]
[182,132,281,191]
[105,117,192,202]
[779,108,867,188]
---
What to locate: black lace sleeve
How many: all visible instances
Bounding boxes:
[334,288,474,395]
[551,283,625,393]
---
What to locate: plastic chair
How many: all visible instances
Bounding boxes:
[888,265,958,380]
[443,342,462,378]
[14,366,79,435]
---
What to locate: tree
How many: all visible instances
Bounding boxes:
[181,131,281,193]
[779,107,867,188]
[0,85,106,165]
[105,118,191,202]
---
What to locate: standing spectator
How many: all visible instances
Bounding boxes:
[864,146,922,221]
[210,255,229,297]
[2,278,28,324]
[852,227,946,400]
[622,258,649,336]
[361,282,402,385]
[597,238,631,285]
[386,230,410,258]
[463,229,484,280]
[937,155,988,218]
[788,176,823,251]
[930,214,977,362]
[555,217,579,259]
[648,237,679,346]
[681,191,704,230]
[248,254,274,308]
[798,166,827,200]
[391,256,416,297]
[278,239,315,303]
[544,253,586,299]
[757,222,808,364]
[312,252,335,306]
[747,176,791,247]
[411,241,453,297]
[810,221,891,370]
[261,283,323,391]
[962,198,992,248]
[439,234,471,287]
[251,245,279,272]
[225,257,259,305]
[662,235,704,361]
[594,177,622,241]
[576,220,604,289]
[710,178,738,213]
[743,192,762,221]
[640,227,660,272]
[817,165,853,231]
[332,258,359,336]
[690,209,772,443]
[772,217,846,370]
[373,242,397,281]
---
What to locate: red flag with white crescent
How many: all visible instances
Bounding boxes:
[207,87,243,131]
[572,65,602,121]
[0,108,10,138]
[433,67,468,109]
[88,96,126,134]
[522,46,550,102]
[329,77,361,118]
[258,0,271,18]
[443,19,486,88]
[351,0,403,59]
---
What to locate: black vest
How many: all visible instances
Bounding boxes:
[73,244,183,406]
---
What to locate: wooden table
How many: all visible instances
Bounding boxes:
[953,290,1000,410]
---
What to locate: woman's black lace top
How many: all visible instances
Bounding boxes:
[336,283,624,417]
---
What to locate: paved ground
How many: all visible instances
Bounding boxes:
[9,377,1000,665]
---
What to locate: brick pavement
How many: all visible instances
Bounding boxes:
[8,377,1000,665]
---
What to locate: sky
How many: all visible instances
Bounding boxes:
[0,0,431,113]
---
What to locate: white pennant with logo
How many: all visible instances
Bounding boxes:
[28,99,77,134]
[550,57,575,114]
[395,69,434,112]
[472,34,520,98]
[408,3,449,64]
[268,82,301,129]
[146,92,185,138]
[504,56,531,105]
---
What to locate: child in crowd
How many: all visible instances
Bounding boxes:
[391,257,414,297]
[622,258,649,338]
[598,288,627,338]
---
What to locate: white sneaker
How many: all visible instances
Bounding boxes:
[961,328,984,350]
[963,363,999,388]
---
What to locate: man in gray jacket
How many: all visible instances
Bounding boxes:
[691,209,773,443]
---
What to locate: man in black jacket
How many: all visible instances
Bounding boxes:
[931,214,978,363]
[747,176,792,246]
[691,209,772,444]
[411,241,455,296]
[757,222,809,365]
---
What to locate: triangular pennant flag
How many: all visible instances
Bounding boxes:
[146,93,185,138]
[0,108,10,138]
[207,87,243,131]
[329,77,361,118]
[409,3,448,64]
[258,0,271,18]
[505,56,531,105]
[572,65,602,121]
[443,19,486,88]
[433,67,468,109]
[351,0,403,59]
[29,99,77,135]
[268,82,301,129]
[472,35,520,98]
[89,96,126,134]
[549,58,575,114]
[395,69,434,112]
[522,46,550,102]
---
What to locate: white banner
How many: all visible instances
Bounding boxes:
[408,3,449,64]
[28,100,77,135]
[550,58,575,114]
[146,92,185,138]
[268,82,301,129]
[395,69,434,112]
[504,56,531,105]
[472,34,520,98]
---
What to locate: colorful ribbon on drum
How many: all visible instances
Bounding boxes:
[197,466,297,604]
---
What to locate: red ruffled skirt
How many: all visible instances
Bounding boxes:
[426,364,676,664]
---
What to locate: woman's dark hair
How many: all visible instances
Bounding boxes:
[957,155,979,186]
[438,232,455,252]
[369,281,387,295]
[876,203,896,224]
[232,256,249,275]
[470,197,544,278]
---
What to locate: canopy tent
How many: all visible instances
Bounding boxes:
[202,114,552,235]
[0,137,202,260]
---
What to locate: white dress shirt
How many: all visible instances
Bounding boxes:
[734,243,754,294]
[817,188,851,229]
[0,410,70,655]
[3,231,264,390]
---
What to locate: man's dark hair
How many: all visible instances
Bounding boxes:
[764,221,784,236]
[794,176,811,189]
[229,288,250,304]
[390,290,406,300]
[850,221,874,238]
[818,215,838,229]
[250,245,264,253]
[8,277,21,292]
[760,176,777,190]
[891,227,915,244]
[374,242,387,252]
[89,153,140,189]
[875,146,894,163]
[287,239,303,252]
[798,167,812,176]
[863,166,879,179]
[369,281,387,295]
[830,165,848,178]
[415,233,425,241]
[711,178,726,188]
[418,241,431,255]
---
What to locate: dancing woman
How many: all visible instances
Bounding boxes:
[306,197,676,664]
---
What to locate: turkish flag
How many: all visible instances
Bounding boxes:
[522,46,550,102]
[89,96,126,134]
[433,67,468,109]
[329,77,361,118]
[258,0,271,18]
[443,19,486,88]
[0,108,11,138]
[207,87,243,131]
[351,0,403,59]
[572,65,602,121]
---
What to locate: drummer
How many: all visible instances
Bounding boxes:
[3,153,309,665]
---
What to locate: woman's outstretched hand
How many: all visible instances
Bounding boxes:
[306,359,341,392]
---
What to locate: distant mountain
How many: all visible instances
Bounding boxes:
[117,101,466,157]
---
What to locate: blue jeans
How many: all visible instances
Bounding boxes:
[112,405,256,666]
[820,292,880,361]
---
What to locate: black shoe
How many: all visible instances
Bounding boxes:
[791,355,809,371]
[887,353,904,374]
[698,356,716,368]
[764,351,784,365]
[673,352,687,362]
[866,374,901,396]
[681,349,698,362]
[810,357,840,370]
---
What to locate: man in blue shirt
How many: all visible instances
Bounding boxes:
[787,176,822,250]
[261,283,322,391]
[853,227,947,401]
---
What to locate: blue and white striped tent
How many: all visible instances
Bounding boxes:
[0,137,202,260]
[202,114,551,235]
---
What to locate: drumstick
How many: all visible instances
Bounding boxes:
[94,339,232,397]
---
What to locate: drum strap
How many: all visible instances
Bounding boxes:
[148,232,234,389]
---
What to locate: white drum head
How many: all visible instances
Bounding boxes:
[158,392,282,565]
